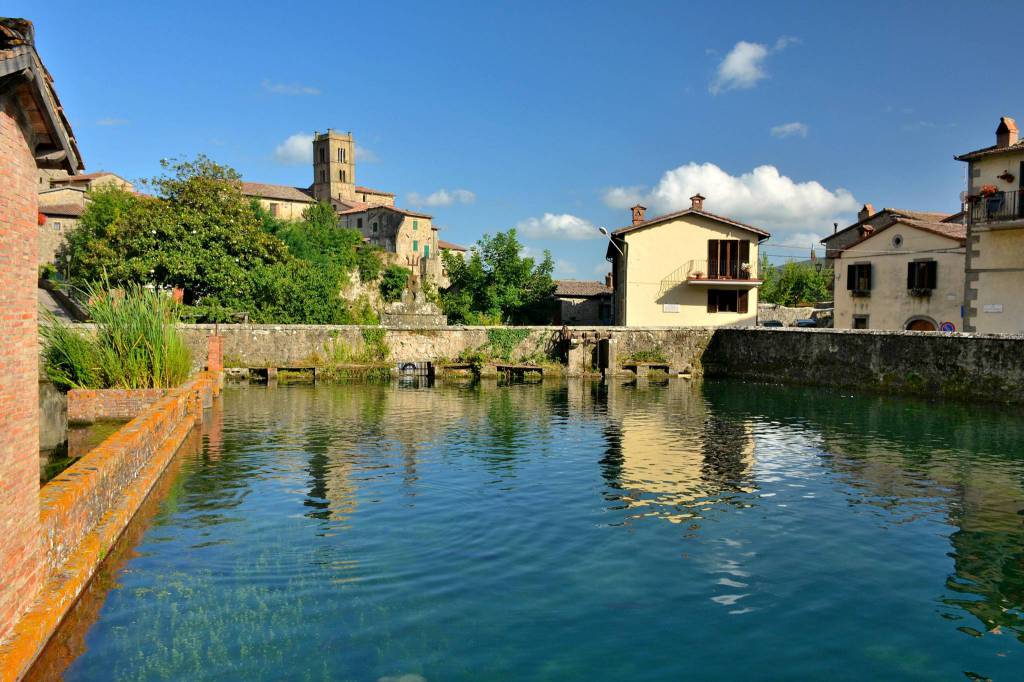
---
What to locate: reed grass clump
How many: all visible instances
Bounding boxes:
[41,283,192,391]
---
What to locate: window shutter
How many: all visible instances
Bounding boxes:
[866,264,872,290]
[927,261,937,289]
[907,262,916,289]
[739,240,750,268]
[708,240,717,277]
[707,290,718,313]
[847,264,856,290]
[738,290,749,314]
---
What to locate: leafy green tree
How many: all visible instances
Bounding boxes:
[379,265,411,302]
[759,254,833,306]
[440,229,556,324]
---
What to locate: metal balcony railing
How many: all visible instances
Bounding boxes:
[969,190,1024,224]
[685,258,756,280]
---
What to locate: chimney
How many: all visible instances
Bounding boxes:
[690,193,705,211]
[605,272,613,288]
[857,203,875,222]
[858,225,875,239]
[631,204,646,225]
[996,116,1018,148]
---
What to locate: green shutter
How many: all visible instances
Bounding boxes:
[424,245,430,258]
[413,240,419,252]
[413,220,418,230]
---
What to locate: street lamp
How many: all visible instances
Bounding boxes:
[598,226,623,256]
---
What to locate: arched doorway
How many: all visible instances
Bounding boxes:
[906,317,937,332]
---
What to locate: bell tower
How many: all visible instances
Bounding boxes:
[311,129,355,202]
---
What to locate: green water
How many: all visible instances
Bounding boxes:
[43,379,1024,680]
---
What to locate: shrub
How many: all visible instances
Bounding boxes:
[379,265,411,303]
[41,283,192,391]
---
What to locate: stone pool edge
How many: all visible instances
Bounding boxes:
[0,371,220,682]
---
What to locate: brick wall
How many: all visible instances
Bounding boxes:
[0,99,42,644]
[66,388,168,424]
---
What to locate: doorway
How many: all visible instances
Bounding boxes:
[906,318,937,332]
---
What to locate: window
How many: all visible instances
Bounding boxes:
[357,218,363,229]
[372,221,378,232]
[413,220,418,231]
[853,315,869,329]
[338,148,345,163]
[413,240,419,252]
[891,234,903,248]
[846,263,872,294]
[907,260,937,291]
[340,170,346,183]
[423,245,430,259]
[319,147,326,163]
[319,169,326,183]
[53,221,62,231]
[707,289,748,313]
[269,203,279,217]
[707,239,750,279]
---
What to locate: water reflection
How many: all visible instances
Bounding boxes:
[29,378,1024,681]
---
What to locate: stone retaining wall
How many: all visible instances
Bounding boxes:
[702,327,1024,403]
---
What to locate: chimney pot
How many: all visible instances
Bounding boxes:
[630,204,646,225]
[690,193,706,211]
[605,272,613,288]
[857,203,875,222]
[996,116,1018,148]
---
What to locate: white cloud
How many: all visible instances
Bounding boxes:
[770,122,809,138]
[516,213,599,240]
[554,260,577,277]
[355,144,379,163]
[603,162,858,236]
[261,79,321,96]
[273,132,313,165]
[709,37,796,94]
[603,185,645,209]
[407,188,476,207]
[96,117,128,126]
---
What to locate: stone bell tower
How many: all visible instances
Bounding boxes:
[311,129,355,202]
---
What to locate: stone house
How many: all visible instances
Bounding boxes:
[36,171,134,265]
[242,129,456,288]
[606,194,770,327]
[831,216,966,331]
[821,204,962,265]
[955,116,1024,333]
[0,15,82,645]
[553,278,613,325]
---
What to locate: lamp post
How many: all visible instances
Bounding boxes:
[598,226,623,256]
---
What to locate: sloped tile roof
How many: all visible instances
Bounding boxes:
[955,141,1024,162]
[239,182,314,203]
[356,185,393,196]
[612,207,770,239]
[40,202,84,217]
[438,239,467,251]
[554,279,612,297]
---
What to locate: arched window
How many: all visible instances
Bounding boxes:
[340,170,346,183]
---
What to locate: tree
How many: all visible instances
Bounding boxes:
[440,229,556,324]
[759,254,833,306]
[379,265,411,303]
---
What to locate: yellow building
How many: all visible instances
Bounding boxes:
[832,216,966,331]
[36,171,135,265]
[955,116,1024,333]
[606,194,769,327]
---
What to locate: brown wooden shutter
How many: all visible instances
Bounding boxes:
[865,264,872,290]
[707,289,718,313]
[738,290,749,314]
[708,240,718,277]
[847,264,856,290]
[907,262,916,289]
[927,261,937,289]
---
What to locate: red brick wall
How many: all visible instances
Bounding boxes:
[66,388,168,424]
[207,334,223,372]
[0,99,42,644]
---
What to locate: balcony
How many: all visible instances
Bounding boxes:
[968,190,1024,224]
[654,259,760,290]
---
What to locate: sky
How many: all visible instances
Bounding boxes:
[15,0,1024,278]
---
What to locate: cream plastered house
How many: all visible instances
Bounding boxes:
[832,216,966,331]
[955,116,1024,333]
[242,129,456,286]
[607,194,769,327]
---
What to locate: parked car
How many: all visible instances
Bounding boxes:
[760,320,784,328]
[791,319,817,328]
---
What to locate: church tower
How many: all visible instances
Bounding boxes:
[311,129,355,202]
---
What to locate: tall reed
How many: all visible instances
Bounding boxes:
[41,283,192,390]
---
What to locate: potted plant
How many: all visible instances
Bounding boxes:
[980,184,999,197]
[691,271,704,279]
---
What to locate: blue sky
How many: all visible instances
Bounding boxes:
[16,1,1024,278]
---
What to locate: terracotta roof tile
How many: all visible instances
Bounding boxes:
[612,207,770,239]
[955,141,1024,162]
[554,279,612,297]
[40,203,84,217]
[355,185,394,196]
[239,182,314,203]
[438,239,467,251]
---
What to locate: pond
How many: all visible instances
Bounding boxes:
[30,379,1024,681]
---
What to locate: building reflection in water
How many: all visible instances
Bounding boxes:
[598,379,755,524]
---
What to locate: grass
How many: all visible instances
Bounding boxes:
[41,283,192,391]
